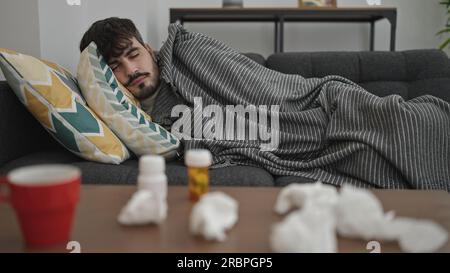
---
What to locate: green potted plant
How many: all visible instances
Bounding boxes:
[437,0,450,50]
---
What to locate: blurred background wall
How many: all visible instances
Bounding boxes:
[0,0,448,78]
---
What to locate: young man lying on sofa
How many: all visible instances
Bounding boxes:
[78,17,450,191]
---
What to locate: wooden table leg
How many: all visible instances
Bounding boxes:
[370,21,375,51]
[390,19,396,51]
[274,20,279,53]
[279,16,285,53]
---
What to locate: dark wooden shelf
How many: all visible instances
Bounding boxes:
[170,7,397,52]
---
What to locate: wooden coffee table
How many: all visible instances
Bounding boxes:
[0,185,449,253]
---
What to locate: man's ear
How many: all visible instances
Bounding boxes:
[145,43,157,62]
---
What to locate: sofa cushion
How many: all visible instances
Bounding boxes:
[242,53,266,66]
[408,78,450,102]
[266,52,360,82]
[0,152,275,186]
[274,175,316,187]
[0,151,80,175]
[0,48,130,164]
[97,162,274,186]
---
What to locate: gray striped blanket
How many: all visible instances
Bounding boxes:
[155,23,450,190]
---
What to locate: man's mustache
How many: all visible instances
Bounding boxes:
[125,72,150,87]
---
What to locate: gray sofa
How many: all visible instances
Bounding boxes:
[1,49,450,187]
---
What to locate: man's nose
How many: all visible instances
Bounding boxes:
[123,60,138,77]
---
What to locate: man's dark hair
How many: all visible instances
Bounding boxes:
[79,17,145,62]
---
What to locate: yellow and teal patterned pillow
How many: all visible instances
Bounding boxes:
[77,42,180,159]
[0,48,130,164]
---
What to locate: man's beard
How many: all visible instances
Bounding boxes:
[134,82,158,100]
[125,71,159,100]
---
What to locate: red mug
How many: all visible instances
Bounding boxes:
[0,164,81,248]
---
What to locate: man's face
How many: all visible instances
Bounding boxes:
[107,37,160,100]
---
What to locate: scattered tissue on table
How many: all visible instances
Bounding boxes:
[274,181,339,214]
[270,205,337,253]
[270,182,448,253]
[390,217,448,253]
[117,190,167,225]
[335,185,397,241]
[190,192,238,242]
[335,186,448,252]
[115,156,447,252]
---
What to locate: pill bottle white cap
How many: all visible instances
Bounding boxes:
[184,149,212,168]
[139,155,165,175]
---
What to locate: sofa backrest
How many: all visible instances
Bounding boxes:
[264,49,450,102]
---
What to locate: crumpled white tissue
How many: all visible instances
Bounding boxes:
[118,190,167,225]
[335,186,448,252]
[270,182,448,253]
[270,206,337,253]
[190,192,238,242]
[274,181,339,214]
[335,185,398,241]
[390,217,448,253]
